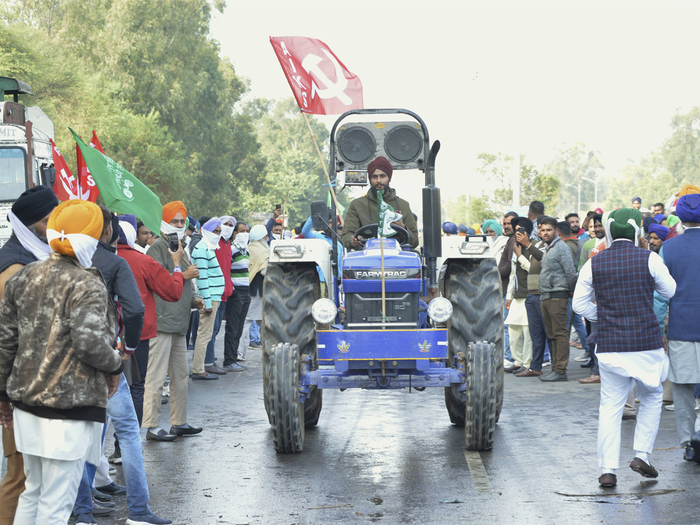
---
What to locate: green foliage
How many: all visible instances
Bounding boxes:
[544,142,604,215]
[1,0,259,219]
[443,194,468,225]
[235,97,349,227]
[466,194,501,226]
[604,107,700,211]
[520,162,560,215]
[476,152,514,210]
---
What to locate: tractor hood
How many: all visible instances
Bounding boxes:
[343,238,422,293]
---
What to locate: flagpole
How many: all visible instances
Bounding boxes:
[282,190,289,236]
[380,234,386,329]
[302,112,343,226]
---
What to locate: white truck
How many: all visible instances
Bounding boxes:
[0,76,55,247]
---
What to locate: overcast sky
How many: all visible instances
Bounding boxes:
[211,0,700,210]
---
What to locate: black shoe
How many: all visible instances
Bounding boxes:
[95,481,126,495]
[92,487,112,502]
[108,447,122,465]
[76,514,98,524]
[92,501,116,517]
[630,457,658,478]
[598,473,617,488]
[540,372,568,382]
[504,363,518,373]
[691,432,700,464]
[580,360,594,368]
[170,423,203,436]
[684,445,694,462]
[93,498,115,508]
[146,428,177,442]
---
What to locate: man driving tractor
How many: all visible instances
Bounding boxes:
[341,156,420,250]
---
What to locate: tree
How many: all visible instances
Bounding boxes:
[520,162,560,215]
[476,152,514,210]
[544,142,604,216]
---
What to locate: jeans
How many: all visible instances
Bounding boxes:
[567,299,589,352]
[73,374,151,518]
[129,339,150,427]
[186,310,200,350]
[205,301,227,365]
[503,296,512,362]
[224,288,251,366]
[250,320,261,344]
[525,294,551,371]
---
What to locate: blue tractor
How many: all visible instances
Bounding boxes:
[262,109,504,453]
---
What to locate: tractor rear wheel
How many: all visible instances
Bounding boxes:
[464,341,499,451]
[265,343,305,453]
[444,259,504,426]
[262,263,323,427]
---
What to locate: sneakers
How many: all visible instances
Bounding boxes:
[664,404,675,411]
[249,341,262,349]
[539,371,567,382]
[126,511,173,525]
[542,360,551,367]
[574,351,590,362]
[223,363,247,372]
[238,354,246,361]
[161,384,170,398]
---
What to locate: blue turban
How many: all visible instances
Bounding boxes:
[202,217,221,233]
[632,196,642,204]
[482,219,503,236]
[653,214,667,223]
[458,224,468,234]
[466,227,476,235]
[648,223,669,241]
[442,221,458,235]
[117,214,137,245]
[642,216,657,234]
[676,193,700,223]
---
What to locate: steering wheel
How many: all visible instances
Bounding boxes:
[354,223,410,247]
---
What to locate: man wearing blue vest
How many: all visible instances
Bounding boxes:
[662,193,700,464]
[573,208,676,488]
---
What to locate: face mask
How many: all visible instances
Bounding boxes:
[272,233,281,240]
[221,225,234,240]
[234,232,249,249]
[161,220,185,240]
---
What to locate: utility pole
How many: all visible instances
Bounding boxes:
[566,183,581,216]
[582,176,599,210]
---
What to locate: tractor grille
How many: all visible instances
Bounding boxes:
[346,292,419,328]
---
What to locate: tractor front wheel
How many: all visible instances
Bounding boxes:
[464,342,499,451]
[265,342,305,453]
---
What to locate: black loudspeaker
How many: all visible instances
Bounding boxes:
[335,121,426,172]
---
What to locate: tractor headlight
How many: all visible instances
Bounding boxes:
[312,298,337,324]
[427,297,453,323]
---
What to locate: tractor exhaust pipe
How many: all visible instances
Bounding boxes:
[422,140,441,293]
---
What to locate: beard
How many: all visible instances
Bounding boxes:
[370,183,390,197]
[28,224,48,244]
[571,226,580,234]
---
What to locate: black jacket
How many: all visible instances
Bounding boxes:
[91,242,145,349]
[0,235,37,274]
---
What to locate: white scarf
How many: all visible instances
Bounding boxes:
[161,220,185,240]
[7,211,51,261]
[233,232,249,251]
[201,229,221,250]
[119,221,147,254]
[46,229,99,268]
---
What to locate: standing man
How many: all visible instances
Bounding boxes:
[144,201,204,441]
[573,208,676,487]
[0,186,57,524]
[663,193,700,463]
[527,201,545,241]
[0,200,124,524]
[498,212,519,371]
[224,222,252,370]
[631,196,642,210]
[578,214,605,270]
[538,217,578,382]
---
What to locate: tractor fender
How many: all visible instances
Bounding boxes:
[268,238,333,291]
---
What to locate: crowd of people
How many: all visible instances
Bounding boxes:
[0,170,699,524]
[442,187,700,486]
[0,189,284,524]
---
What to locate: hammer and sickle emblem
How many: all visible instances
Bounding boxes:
[301,50,352,105]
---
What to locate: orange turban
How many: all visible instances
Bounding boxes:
[679,184,700,197]
[162,201,187,224]
[47,200,103,259]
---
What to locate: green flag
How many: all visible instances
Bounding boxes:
[70,128,163,235]
[377,190,402,237]
[327,190,346,218]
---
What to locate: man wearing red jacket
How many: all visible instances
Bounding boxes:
[114,216,198,452]
[204,215,241,374]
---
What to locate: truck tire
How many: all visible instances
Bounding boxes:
[444,259,504,426]
[465,341,499,451]
[262,263,323,427]
[265,343,305,453]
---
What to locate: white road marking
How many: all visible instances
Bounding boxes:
[463,450,494,493]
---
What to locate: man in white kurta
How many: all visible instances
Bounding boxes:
[573,208,676,488]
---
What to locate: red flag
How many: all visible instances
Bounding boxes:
[50,139,79,201]
[270,36,363,115]
[75,130,102,202]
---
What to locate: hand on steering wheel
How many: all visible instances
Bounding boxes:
[353,223,410,247]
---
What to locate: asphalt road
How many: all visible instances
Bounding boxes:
[10,337,699,525]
